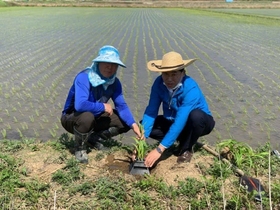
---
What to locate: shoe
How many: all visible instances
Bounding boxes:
[97,130,111,141]
[172,147,181,156]
[75,149,88,164]
[73,127,90,164]
[97,127,119,141]
[177,151,193,163]
[87,134,109,151]
[172,140,184,156]
[93,141,109,151]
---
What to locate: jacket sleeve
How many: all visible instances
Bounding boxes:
[160,82,201,148]
[113,79,136,127]
[74,73,105,116]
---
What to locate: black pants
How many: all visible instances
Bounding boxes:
[148,109,215,152]
[61,110,130,134]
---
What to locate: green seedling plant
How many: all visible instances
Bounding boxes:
[217,139,268,173]
[133,138,148,161]
[132,123,148,161]
[1,129,7,139]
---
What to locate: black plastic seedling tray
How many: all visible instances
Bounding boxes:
[129,160,150,175]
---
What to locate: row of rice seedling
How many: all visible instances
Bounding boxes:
[209,9,280,19]
[1,8,135,140]
[173,9,280,147]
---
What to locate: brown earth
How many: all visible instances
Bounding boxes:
[14,142,216,186]
[6,139,276,209]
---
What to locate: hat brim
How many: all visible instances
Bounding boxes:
[147,59,197,72]
[93,56,126,68]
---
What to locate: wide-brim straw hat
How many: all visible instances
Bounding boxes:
[93,45,126,68]
[147,51,197,72]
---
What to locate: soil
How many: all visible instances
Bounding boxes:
[6,138,279,209]
[14,142,215,186]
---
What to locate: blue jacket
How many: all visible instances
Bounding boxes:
[62,69,136,127]
[142,75,212,148]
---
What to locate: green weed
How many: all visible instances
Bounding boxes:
[216,139,268,172]
[94,175,127,205]
[52,157,84,185]
[0,154,24,192]
[207,159,233,179]
[0,140,23,153]
[69,181,95,195]
[23,180,50,204]
[131,190,153,207]
[177,177,204,197]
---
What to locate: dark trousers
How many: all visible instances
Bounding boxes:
[61,110,130,134]
[148,109,215,152]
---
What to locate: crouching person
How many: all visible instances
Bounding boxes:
[141,51,215,167]
[61,45,141,163]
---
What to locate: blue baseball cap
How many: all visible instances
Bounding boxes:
[93,45,126,68]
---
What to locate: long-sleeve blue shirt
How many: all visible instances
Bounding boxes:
[142,75,212,148]
[62,69,136,127]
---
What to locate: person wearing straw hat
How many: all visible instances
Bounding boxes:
[140,51,215,167]
[61,45,142,163]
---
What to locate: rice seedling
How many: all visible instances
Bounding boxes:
[35,109,39,117]
[132,124,148,160]
[33,128,39,138]
[252,105,260,114]
[29,115,34,122]
[267,130,271,140]
[5,109,10,116]
[4,93,10,99]
[1,129,7,139]
[49,128,57,138]
[4,123,11,130]
[21,122,28,130]
[16,128,23,139]
[53,122,59,130]
[133,138,148,161]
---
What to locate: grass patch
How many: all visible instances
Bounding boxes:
[0,0,7,7]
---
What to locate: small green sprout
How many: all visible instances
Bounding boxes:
[133,138,148,160]
[132,123,148,160]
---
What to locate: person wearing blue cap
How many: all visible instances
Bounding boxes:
[61,45,142,163]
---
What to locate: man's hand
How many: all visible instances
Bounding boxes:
[144,145,165,167]
[144,149,162,167]
[131,123,144,139]
[131,149,137,161]
[103,103,113,115]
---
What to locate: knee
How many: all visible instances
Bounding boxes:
[189,109,204,126]
[77,112,95,132]
[189,109,215,135]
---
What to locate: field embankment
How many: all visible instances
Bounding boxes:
[3,0,280,8]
